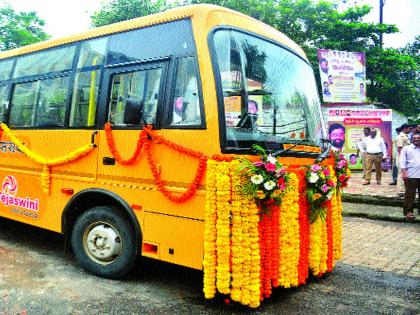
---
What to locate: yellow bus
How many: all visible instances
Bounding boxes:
[0,4,335,303]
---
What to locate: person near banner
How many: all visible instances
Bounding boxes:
[362,128,387,185]
[400,133,420,221]
[357,127,371,179]
[395,124,412,195]
[320,58,329,74]
[409,124,420,141]
[322,82,331,96]
[359,83,365,97]
[349,154,358,165]
[328,123,346,151]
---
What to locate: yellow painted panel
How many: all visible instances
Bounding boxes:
[143,212,204,270]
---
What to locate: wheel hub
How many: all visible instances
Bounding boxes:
[84,224,122,264]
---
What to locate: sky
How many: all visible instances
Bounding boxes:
[1,0,419,48]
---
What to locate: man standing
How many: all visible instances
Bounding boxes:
[400,133,420,221]
[357,127,371,179]
[363,128,387,185]
[395,124,412,195]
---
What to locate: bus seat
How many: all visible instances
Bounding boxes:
[123,98,143,125]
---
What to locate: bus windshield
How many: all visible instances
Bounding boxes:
[212,29,326,152]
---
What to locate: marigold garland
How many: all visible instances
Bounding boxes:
[104,122,147,165]
[294,168,310,285]
[215,162,231,295]
[105,123,208,203]
[326,199,334,272]
[247,199,261,308]
[1,123,95,194]
[229,160,244,302]
[319,211,329,275]
[308,216,323,276]
[332,190,343,260]
[277,172,300,288]
[203,157,343,307]
[203,160,217,299]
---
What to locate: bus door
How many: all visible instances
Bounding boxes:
[0,75,99,229]
[97,61,168,194]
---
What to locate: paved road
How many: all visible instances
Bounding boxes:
[0,216,419,314]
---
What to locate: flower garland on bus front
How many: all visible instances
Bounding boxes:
[305,163,336,223]
[332,151,351,189]
[237,145,290,214]
[0,123,95,194]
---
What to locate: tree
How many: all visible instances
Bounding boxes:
[91,0,169,27]
[0,5,49,51]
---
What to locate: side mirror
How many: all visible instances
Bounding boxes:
[123,98,143,125]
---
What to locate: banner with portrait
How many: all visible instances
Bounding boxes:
[318,49,366,103]
[327,108,393,170]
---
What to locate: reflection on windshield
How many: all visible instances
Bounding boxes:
[213,30,326,151]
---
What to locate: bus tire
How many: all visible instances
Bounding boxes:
[71,206,136,279]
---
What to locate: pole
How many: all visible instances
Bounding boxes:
[379,0,384,46]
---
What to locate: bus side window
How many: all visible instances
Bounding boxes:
[169,57,201,127]
[10,77,69,128]
[0,85,9,122]
[108,68,162,127]
[69,70,101,127]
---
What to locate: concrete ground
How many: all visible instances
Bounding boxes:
[0,215,419,314]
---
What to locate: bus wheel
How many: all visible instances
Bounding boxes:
[71,206,136,279]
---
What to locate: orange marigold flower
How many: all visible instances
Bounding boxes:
[256,190,265,199]
[313,193,322,200]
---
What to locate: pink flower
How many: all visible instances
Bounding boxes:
[327,180,335,187]
[279,183,286,190]
[323,168,331,176]
[277,166,287,176]
[321,184,329,192]
[311,164,321,172]
[265,163,276,172]
[337,160,347,169]
[254,161,263,167]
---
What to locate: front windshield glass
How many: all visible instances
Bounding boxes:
[212,29,326,152]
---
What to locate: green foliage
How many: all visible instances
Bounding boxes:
[91,0,170,27]
[0,5,49,51]
[367,47,418,119]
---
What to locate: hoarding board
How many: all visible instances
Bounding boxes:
[327,108,392,170]
[318,49,366,103]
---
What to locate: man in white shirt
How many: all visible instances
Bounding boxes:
[400,133,420,221]
[395,124,412,194]
[362,128,387,185]
[357,127,371,179]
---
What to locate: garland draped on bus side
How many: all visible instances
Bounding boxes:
[0,123,96,194]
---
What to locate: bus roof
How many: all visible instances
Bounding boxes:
[0,4,307,61]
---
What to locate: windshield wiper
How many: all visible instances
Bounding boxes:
[272,138,306,157]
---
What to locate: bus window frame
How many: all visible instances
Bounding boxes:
[8,71,75,130]
[100,59,170,130]
[208,26,322,157]
[0,57,16,124]
[4,42,80,130]
[162,56,206,130]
